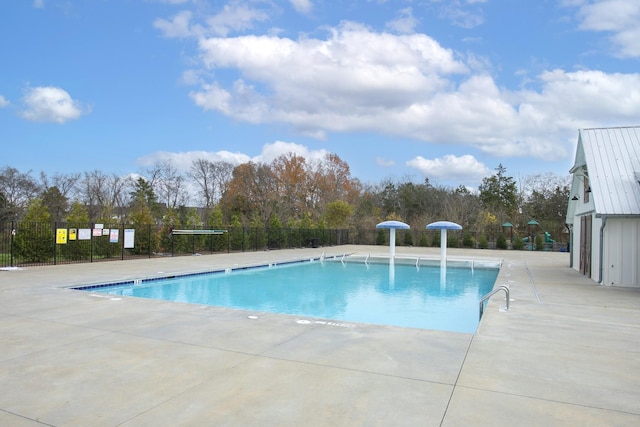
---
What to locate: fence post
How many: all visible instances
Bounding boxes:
[10,221,15,267]
[90,223,93,262]
[54,222,57,266]
[121,224,125,261]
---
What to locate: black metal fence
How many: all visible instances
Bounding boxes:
[0,222,566,268]
[0,221,353,267]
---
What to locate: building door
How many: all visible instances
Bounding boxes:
[580,215,592,277]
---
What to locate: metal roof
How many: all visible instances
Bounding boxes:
[577,127,640,215]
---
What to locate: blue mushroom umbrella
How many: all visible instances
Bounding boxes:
[426,221,462,263]
[376,220,410,259]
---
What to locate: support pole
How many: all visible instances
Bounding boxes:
[389,228,396,259]
[440,229,447,264]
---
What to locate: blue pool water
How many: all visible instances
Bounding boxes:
[84,259,499,333]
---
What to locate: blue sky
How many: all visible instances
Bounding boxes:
[1,0,639,190]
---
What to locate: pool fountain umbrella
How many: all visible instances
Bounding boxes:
[426,221,462,263]
[376,220,410,259]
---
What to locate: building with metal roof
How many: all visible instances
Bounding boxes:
[566,126,640,287]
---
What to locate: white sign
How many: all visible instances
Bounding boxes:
[124,229,135,249]
[78,228,91,240]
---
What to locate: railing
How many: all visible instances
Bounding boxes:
[479,285,510,319]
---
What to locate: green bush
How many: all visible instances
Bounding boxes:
[512,237,524,250]
[496,234,508,249]
[403,230,413,246]
[478,234,489,249]
[431,232,441,247]
[376,229,386,245]
[462,232,474,248]
[418,234,429,247]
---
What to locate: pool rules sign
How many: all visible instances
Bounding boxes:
[124,229,135,249]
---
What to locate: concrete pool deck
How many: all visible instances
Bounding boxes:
[0,245,638,426]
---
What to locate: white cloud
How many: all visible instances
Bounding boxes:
[290,0,313,14]
[19,86,86,123]
[154,10,195,38]
[154,1,270,38]
[385,7,418,34]
[193,21,640,161]
[33,0,44,9]
[574,0,640,57]
[205,1,269,37]
[524,69,640,122]
[170,12,640,166]
[0,95,9,108]
[137,141,329,173]
[253,141,328,164]
[192,21,467,127]
[407,154,490,184]
[437,1,485,29]
[376,157,396,167]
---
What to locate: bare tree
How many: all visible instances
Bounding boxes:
[80,170,129,222]
[189,158,235,208]
[144,159,188,209]
[213,161,234,205]
[0,166,40,221]
[189,158,215,208]
[39,171,81,201]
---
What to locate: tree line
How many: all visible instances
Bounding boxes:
[0,154,571,246]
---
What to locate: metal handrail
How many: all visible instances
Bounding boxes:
[479,285,510,319]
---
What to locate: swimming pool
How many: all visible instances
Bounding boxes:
[79,257,499,333]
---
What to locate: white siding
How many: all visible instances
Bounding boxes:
[602,218,640,287]
[591,216,602,281]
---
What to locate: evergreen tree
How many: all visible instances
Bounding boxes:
[15,199,53,263]
[41,186,68,222]
[248,213,266,250]
[496,233,508,249]
[268,213,282,249]
[207,205,227,252]
[159,207,181,253]
[229,213,244,251]
[128,190,156,256]
[479,164,518,220]
[403,230,413,246]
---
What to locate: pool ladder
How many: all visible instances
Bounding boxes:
[479,285,510,320]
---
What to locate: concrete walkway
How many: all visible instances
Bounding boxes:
[0,246,638,426]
